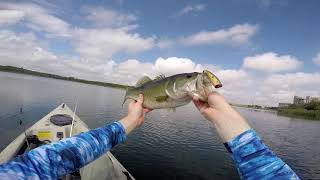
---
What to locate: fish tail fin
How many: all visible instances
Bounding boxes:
[122,88,128,107]
[122,86,132,107]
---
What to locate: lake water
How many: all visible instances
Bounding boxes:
[0,71,319,180]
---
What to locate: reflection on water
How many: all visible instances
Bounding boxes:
[0,72,319,180]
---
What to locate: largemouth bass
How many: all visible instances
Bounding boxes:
[123,70,222,109]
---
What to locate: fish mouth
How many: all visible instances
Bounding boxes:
[203,70,222,88]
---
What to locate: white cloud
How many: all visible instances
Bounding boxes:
[0,29,110,79]
[181,24,258,46]
[117,59,153,74]
[213,69,256,104]
[0,3,154,59]
[73,28,155,59]
[0,29,116,81]
[216,69,249,84]
[177,4,206,16]
[154,57,203,75]
[112,59,154,84]
[0,10,25,26]
[213,69,320,106]
[313,53,320,66]
[0,31,317,106]
[0,2,71,37]
[0,31,203,85]
[0,30,57,68]
[156,39,174,49]
[261,72,320,104]
[113,59,319,106]
[61,59,116,81]
[112,57,204,85]
[83,7,138,28]
[0,2,317,107]
[71,6,155,59]
[243,52,302,73]
[264,72,320,90]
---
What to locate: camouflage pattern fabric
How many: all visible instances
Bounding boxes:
[0,123,299,179]
[224,129,300,180]
[0,122,126,179]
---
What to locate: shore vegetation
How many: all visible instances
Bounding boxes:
[0,65,129,89]
[277,102,320,120]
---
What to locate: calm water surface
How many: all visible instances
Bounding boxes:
[0,72,319,180]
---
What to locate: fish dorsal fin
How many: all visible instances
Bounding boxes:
[154,74,166,81]
[136,76,152,87]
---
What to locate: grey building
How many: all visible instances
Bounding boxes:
[293,95,320,105]
[306,96,310,103]
[293,96,305,105]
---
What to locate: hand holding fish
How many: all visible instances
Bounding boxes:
[192,92,251,142]
[122,69,251,141]
[123,70,223,110]
[120,94,152,134]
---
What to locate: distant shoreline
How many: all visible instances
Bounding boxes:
[277,108,320,120]
[0,65,129,89]
[232,103,320,120]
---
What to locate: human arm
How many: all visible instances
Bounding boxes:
[192,92,300,179]
[0,94,150,179]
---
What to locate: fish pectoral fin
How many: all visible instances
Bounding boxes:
[155,95,169,102]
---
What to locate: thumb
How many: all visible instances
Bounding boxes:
[143,108,152,113]
[192,97,205,110]
[193,96,211,110]
[137,94,144,105]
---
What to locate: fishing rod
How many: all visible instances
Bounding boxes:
[19,107,30,148]
[69,99,78,137]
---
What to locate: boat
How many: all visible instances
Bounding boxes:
[0,103,134,180]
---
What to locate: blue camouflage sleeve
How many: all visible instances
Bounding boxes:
[224,129,300,180]
[0,121,126,180]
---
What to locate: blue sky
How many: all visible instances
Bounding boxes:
[0,0,319,105]
[47,0,320,68]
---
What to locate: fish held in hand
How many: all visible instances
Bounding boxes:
[123,70,222,109]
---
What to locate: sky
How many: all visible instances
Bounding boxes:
[0,0,320,106]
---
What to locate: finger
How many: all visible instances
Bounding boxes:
[128,99,135,105]
[207,91,218,98]
[128,100,135,108]
[143,108,152,113]
[192,95,200,102]
[192,98,204,110]
[137,94,143,105]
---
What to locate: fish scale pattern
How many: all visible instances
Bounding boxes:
[0,122,126,180]
[224,129,300,180]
